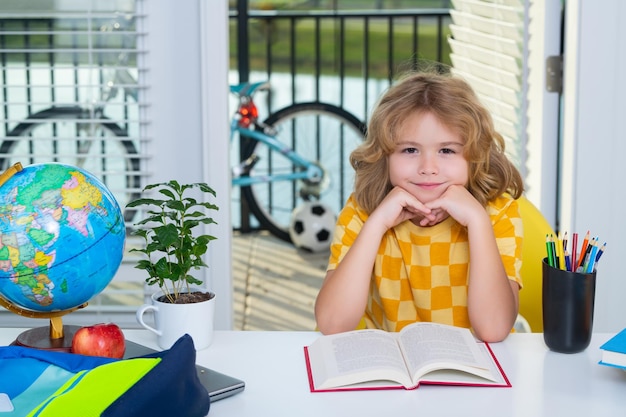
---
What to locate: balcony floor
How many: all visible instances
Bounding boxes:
[232,231,327,331]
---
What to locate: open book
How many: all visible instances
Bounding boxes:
[304,322,510,392]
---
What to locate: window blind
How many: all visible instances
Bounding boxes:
[0,0,149,326]
[448,0,528,176]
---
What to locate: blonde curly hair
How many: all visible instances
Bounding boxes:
[351,71,524,213]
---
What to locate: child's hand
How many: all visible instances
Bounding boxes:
[369,186,437,230]
[414,206,449,227]
[423,185,485,227]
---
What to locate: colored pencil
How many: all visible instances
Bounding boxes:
[583,238,594,268]
[557,232,565,270]
[586,242,599,273]
[571,232,578,272]
[582,237,597,272]
[595,242,606,262]
[545,234,555,267]
[577,230,589,268]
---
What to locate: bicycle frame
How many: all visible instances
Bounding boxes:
[230,117,324,188]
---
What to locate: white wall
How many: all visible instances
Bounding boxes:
[142,1,232,329]
[200,1,232,330]
[561,0,626,332]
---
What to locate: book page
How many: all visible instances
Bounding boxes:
[307,329,413,389]
[397,323,497,383]
[417,343,507,385]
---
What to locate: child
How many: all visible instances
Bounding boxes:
[314,71,524,342]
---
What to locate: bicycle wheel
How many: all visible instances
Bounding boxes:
[240,102,366,242]
[0,106,141,223]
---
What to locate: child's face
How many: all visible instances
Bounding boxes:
[388,111,468,204]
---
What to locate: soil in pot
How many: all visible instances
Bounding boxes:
[157,291,215,304]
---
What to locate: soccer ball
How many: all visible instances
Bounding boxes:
[289,202,337,253]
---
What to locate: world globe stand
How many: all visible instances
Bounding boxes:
[0,296,87,352]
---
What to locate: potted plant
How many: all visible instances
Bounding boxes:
[126,180,219,349]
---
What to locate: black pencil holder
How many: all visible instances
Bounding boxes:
[541,258,596,353]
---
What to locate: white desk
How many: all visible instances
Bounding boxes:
[1,329,625,417]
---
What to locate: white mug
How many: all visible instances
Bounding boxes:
[136,289,215,350]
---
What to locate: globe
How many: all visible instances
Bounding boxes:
[0,162,126,314]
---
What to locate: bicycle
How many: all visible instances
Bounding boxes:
[229,81,366,242]
[0,22,366,243]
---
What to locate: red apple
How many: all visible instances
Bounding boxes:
[71,323,126,359]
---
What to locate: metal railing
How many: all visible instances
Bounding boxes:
[230,5,451,116]
[229,4,452,232]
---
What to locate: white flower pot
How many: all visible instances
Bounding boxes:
[136,288,215,350]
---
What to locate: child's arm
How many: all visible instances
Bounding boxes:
[465,212,519,342]
[425,185,519,342]
[315,187,436,334]
[314,220,385,334]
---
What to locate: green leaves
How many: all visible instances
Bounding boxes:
[127,181,219,301]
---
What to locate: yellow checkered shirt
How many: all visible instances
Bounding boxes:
[327,194,523,332]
